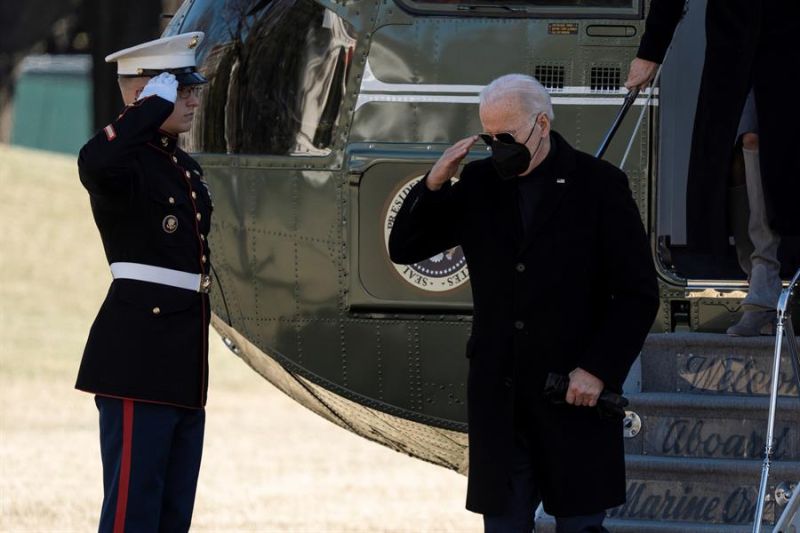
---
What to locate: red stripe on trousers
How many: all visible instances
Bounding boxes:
[113,400,134,533]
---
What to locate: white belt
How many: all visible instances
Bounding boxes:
[110,262,211,293]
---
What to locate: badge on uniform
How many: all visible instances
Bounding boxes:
[104,125,117,141]
[197,171,214,206]
[163,215,179,233]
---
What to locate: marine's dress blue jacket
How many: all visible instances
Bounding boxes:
[76,95,213,409]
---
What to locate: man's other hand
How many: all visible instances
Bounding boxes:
[426,136,479,191]
[565,368,604,407]
[624,57,658,91]
[138,72,179,103]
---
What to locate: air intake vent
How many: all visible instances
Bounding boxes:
[590,66,621,92]
[534,65,565,91]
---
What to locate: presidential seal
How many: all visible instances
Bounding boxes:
[384,175,470,292]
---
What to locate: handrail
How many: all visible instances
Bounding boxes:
[595,87,640,160]
[778,268,800,314]
[773,484,800,532]
[752,267,800,533]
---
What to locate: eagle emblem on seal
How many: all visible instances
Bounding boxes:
[162,215,179,233]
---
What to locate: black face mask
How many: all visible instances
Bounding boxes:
[488,119,545,180]
[491,140,533,180]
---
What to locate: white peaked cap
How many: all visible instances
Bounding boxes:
[105,32,205,80]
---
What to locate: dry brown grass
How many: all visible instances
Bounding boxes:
[0,145,480,532]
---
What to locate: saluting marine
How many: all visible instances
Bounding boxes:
[75,32,212,533]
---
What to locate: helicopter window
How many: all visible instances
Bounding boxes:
[177,0,356,155]
[397,0,641,18]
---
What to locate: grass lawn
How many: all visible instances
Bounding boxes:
[0,144,479,532]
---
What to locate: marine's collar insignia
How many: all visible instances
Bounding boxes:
[163,215,179,233]
[152,130,177,153]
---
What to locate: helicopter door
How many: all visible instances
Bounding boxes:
[171,0,362,326]
[655,0,706,269]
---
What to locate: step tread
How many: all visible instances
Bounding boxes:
[627,391,800,414]
[535,513,769,532]
[625,454,800,476]
[639,333,800,397]
[626,453,800,469]
[645,332,799,350]
[623,391,799,461]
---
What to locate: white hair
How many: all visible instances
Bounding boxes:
[479,74,554,121]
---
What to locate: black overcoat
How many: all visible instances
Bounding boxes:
[389,132,659,516]
[75,95,213,409]
[639,0,800,252]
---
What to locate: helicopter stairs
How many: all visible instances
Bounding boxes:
[536,332,800,533]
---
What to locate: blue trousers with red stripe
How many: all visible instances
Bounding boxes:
[95,396,205,533]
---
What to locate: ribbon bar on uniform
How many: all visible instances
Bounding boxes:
[110,262,211,293]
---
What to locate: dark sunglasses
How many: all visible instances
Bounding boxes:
[478,113,543,147]
[478,131,518,147]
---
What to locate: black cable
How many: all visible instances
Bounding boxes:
[210,263,233,327]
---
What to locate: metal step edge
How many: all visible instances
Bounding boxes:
[644,332,798,351]
[627,392,800,417]
[625,454,800,477]
[534,514,770,533]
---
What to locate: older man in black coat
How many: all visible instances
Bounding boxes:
[389,74,659,532]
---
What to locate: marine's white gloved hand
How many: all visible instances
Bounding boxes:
[137,72,178,103]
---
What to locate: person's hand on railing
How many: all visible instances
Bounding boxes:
[625,57,659,91]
